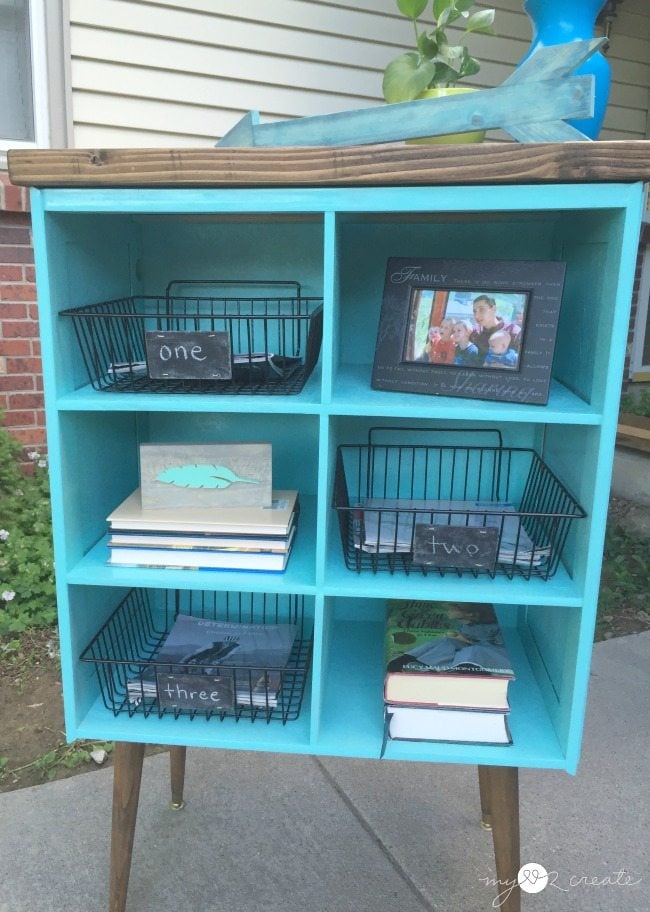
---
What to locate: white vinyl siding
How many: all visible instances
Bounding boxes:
[600,0,650,140]
[68,0,650,148]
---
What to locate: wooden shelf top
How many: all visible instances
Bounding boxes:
[8,141,650,189]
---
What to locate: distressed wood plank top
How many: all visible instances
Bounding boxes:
[7,141,650,188]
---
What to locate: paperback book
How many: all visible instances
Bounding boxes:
[127,614,298,711]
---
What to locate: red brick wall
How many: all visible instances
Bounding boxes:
[0,170,46,459]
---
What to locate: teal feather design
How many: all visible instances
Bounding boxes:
[156,463,260,489]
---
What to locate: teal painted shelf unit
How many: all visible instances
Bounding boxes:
[18,142,649,911]
[30,179,644,773]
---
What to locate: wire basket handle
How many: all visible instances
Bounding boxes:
[367,426,504,450]
[165,279,302,301]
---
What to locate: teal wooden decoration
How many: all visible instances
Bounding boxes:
[217,38,606,148]
[139,442,272,511]
[156,464,261,489]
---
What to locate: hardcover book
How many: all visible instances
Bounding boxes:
[384,600,514,710]
[386,706,512,745]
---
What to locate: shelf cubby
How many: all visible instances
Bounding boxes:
[314,599,575,769]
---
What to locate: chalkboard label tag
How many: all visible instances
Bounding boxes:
[145,330,232,380]
[413,524,499,571]
[157,672,235,711]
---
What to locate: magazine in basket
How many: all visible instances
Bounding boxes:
[128,613,299,711]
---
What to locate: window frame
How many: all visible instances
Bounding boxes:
[0,0,69,165]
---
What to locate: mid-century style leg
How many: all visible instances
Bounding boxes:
[109,741,146,912]
[169,745,187,810]
[477,764,493,830]
[478,765,521,912]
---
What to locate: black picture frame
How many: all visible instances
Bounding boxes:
[372,257,566,405]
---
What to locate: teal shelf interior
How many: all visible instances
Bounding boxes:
[67,494,318,594]
[55,366,324,412]
[329,366,602,424]
[74,690,314,753]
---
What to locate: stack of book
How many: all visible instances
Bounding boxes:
[383,599,515,746]
[127,612,298,712]
[106,488,298,572]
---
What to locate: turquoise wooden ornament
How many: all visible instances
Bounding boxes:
[217,38,606,147]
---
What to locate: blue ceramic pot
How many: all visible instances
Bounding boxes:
[522,0,610,139]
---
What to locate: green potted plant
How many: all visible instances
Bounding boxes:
[383,0,496,102]
[382,0,495,142]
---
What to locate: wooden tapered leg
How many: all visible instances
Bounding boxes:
[477,764,493,830]
[169,746,187,810]
[109,741,145,912]
[478,765,521,912]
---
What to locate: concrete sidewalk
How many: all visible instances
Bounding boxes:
[1,632,648,912]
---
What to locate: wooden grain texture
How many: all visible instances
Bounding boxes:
[110,741,145,912]
[7,142,650,188]
[617,413,650,454]
[169,745,187,810]
[482,765,521,912]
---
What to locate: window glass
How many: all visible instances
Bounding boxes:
[0,0,34,142]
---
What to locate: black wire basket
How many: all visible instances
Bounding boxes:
[333,427,586,580]
[61,280,323,394]
[80,589,313,723]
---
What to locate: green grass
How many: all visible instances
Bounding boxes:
[0,739,115,786]
[620,387,650,418]
[597,521,649,639]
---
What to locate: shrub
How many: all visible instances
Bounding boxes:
[0,418,56,634]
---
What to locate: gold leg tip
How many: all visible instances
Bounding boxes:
[480,818,493,831]
[170,800,185,811]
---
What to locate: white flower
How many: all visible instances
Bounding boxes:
[27,450,40,461]
[1,590,16,602]
[45,640,59,659]
[37,459,47,468]
[0,530,9,542]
